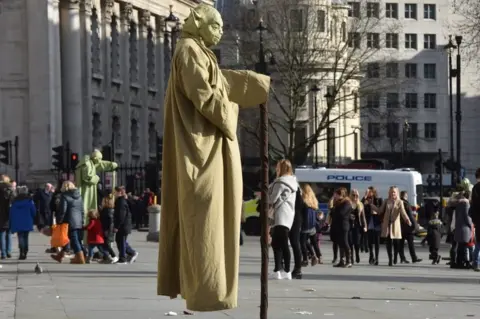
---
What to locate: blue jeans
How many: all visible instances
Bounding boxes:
[87,244,105,257]
[0,230,12,257]
[17,231,29,252]
[66,229,84,254]
[115,231,135,260]
[474,234,480,266]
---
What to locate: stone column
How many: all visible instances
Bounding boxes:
[60,0,83,155]
[25,0,62,175]
[102,0,114,146]
[60,0,83,154]
[139,10,150,161]
[120,2,133,160]
[156,17,166,135]
[80,0,94,154]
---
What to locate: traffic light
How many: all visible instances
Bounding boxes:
[434,160,441,175]
[70,153,79,170]
[52,145,65,170]
[0,141,10,165]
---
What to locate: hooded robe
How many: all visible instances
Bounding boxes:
[157,7,271,312]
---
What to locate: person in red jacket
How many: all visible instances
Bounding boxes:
[85,209,105,264]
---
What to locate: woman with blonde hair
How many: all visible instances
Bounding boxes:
[349,189,367,264]
[370,186,412,266]
[330,187,353,268]
[51,181,86,264]
[268,159,299,280]
[300,183,322,266]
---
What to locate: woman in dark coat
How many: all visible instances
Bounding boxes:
[51,181,85,264]
[330,187,353,268]
[362,186,383,265]
[349,189,367,264]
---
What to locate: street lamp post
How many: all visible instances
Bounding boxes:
[252,3,275,317]
[402,120,410,165]
[351,126,361,161]
[163,5,179,57]
[324,91,334,168]
[454,35,463,184]
[310,84,320,166]
[445,36,456,186]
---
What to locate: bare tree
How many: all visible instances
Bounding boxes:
[451,0,480,60]
[230,0,402,165]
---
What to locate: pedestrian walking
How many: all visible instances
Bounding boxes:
[0,175,14,259]
[114,186,139,264]
[397,191,422,264]
[100,194,118,263]
[9,186,36,260]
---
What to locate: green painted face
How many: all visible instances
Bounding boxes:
[198,10,223,47]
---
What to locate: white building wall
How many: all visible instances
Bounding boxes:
[360,0,480,175]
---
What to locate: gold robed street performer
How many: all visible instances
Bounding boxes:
[157,4,271,312]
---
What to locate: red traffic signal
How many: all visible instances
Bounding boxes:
[70,152,79,169]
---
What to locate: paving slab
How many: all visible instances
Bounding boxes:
[1,232,479,319]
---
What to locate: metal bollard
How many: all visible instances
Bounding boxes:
[146,204,161,242]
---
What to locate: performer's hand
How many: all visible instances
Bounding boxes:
[113,228,118,233]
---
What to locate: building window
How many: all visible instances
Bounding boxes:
[405,34,418,49]
[341,22,347,42]
[424,63,436,79]
[290,9,303,32]
[317,10,326,32]
[407,123,418,138]
[386,93,399,108]
[212,49,222,64]
[424,4,436,20]
[405,63,417,78]
[424,123,437,139]
[386,63,399,78]
[367,2,380,18]
[368,123,381,138]
[367,63,380,78]
[424,34,436,49]
[386,33,399,48]
[348,32,361,48]
[367,33,380,48]
[405,3,417,19]
[366,93,380,108]
[405,93,418,108]
[348,2,360,18]
[386,3,398,18]
[386,122,399,138]
[424,93,437,108]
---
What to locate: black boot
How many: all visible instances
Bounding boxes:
[291,268,302,279]
[333,258,346,267]
[369,253,374,265]
[345,250,352,268]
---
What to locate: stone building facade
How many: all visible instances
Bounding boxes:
[0,0,210,182]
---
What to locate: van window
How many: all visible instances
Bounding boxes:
[416,184,424,206]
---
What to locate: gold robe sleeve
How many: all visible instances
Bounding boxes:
[221,69,271,107]
[178,46,237,140]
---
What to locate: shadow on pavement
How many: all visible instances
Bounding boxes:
[239,272,480,285]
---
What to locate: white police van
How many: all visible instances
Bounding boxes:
[295,167,424,217]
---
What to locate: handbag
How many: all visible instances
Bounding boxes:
[51,223,70,248]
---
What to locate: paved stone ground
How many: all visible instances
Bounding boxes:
[0,232,479,319]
